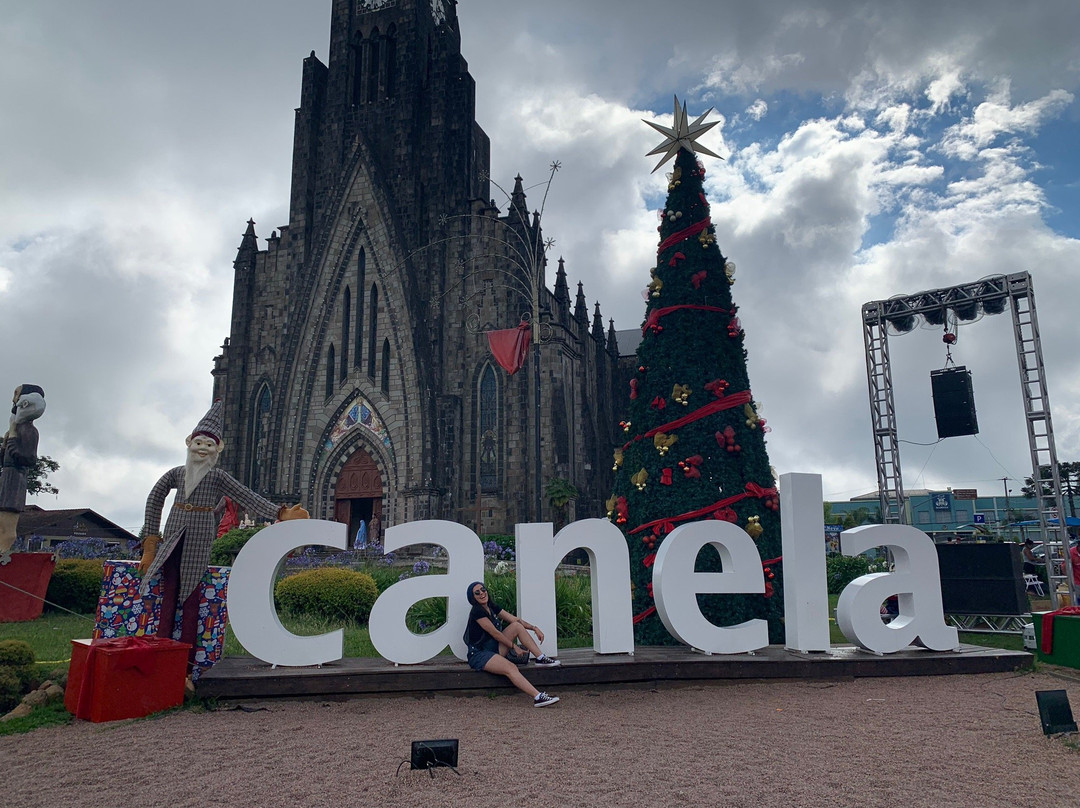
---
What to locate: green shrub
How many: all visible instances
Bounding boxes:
[553,574,593,638]
[363,564,407,595]
[0,640,36,713]
[404,571,593,640]
[275,568,379,623]
[45,559,105,614]
[209,526,265,566]
[826,554,875,595]
[0,639,35,668]
[0,667,22,713]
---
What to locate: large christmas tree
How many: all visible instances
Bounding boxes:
[610,98,784,645]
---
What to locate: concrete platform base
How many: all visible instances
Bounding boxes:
[196,643,1032,701]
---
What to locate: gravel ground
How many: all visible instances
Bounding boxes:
[4,670,1079,808]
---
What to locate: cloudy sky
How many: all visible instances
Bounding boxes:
[2,0,1078,532]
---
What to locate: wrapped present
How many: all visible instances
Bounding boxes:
[65,636,190,722]
[93,560,230,681]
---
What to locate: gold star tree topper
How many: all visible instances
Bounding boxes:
[644,95,723,173]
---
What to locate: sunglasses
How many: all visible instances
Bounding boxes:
[472,586,487,596]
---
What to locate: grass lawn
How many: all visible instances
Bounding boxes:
[4,603,1028,666]
[0,700,71,736]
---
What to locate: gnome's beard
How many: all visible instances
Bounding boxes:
[184,449,220,498]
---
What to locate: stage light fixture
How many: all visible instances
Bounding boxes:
[1035,689,1077,736]
[410,738,460,773]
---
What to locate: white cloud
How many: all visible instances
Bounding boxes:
[2,0,1079,527]
[926,68,966,112]
[745,99,768,121]
[940,88,1075,159]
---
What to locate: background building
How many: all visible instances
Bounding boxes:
[212,0,625,539]
[827,489,1041,542]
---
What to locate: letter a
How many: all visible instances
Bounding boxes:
[835,524,959,653]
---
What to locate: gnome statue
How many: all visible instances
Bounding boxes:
[140,400,308,669]
[0,385,46,554]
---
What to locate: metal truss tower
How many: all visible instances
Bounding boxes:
[862,272,1074,607]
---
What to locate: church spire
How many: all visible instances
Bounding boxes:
[591,301,604,340]
[235,219,259,263]
[554,257,571,323]
[607,318,619,355]
[510,174,529,222]
[574,281,588,324]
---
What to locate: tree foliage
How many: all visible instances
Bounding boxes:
[25,455,59,497]
[610,148,783,645]
[823,503,874,530]
[1021,461,1080,517]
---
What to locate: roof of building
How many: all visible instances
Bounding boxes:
[17,506,137,543]
[616,328,642,358]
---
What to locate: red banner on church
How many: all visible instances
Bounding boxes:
[486,322,532,375]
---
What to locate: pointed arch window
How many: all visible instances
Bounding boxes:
[367,283,379,379]
[478,364,499,492]
[352,34,367,105]
[383,25,397,99]
[355,248,365,367]
[381,338,391,394]
[341,286,351,381]
[250,383,272,493]
[367,29,381,104]
[326,343,336,400]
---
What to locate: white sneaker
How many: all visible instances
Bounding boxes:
[533,692,560,707]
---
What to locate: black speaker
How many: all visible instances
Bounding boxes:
[935,544,1027,615]
[931,366,979,438]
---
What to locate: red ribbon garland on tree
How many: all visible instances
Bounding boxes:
[629,480,778,536]
[657,217,712,254]
[623,391,753,452]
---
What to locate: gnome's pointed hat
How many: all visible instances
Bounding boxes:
[191,399,224,443]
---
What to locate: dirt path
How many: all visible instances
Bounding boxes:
[4,671,1079,808]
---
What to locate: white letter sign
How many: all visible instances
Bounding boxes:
[228,519,346,666]
[368,520,484,664]
[515,519,634,658]
[836,524,959,653]
[652,520,769,654]
[780,473,831,652]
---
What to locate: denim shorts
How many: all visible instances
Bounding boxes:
[467,648,498,671]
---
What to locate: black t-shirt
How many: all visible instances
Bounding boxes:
[465,600,503,647]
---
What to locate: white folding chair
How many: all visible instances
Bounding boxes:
[1024,574,1045,596]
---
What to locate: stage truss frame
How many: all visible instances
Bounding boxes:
[862,272,1075,608]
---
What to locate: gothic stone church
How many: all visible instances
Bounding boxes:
[211,0,626,539]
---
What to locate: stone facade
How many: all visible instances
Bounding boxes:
[212,0,625,537]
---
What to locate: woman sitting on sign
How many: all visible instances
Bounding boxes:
[464,581,561,707]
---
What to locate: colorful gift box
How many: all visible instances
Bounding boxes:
[65,636,190,722]
[93,560,230,681]
[1032,609,1080,670]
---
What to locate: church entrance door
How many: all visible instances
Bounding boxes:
[333,448,383,548]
